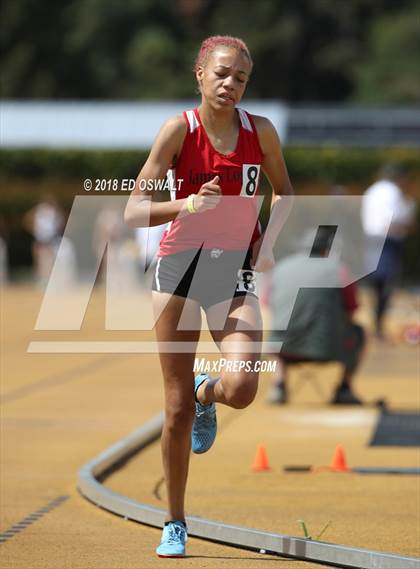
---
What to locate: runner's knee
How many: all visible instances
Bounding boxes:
[224,380,257,409]
[165,402,195,433]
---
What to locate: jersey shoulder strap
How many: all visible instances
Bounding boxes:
[237,108,254,132]
[183,109,200,133]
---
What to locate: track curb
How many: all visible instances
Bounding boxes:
[78,412,420,569]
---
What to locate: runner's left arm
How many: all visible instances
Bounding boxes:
[252,116,294,271]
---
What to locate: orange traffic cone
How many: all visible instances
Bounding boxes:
[252,444,271,471]
[329,444,351,472]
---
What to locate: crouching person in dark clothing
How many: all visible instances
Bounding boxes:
[267,228,366,405]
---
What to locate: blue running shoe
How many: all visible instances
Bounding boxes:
[191,374,217,454]
[156,521,187,557]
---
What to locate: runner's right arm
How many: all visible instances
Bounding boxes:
[124,116,220,228]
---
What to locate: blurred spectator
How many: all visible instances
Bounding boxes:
[361,164,416,339]
[267,227,365,405]
[93,206,148,288]
[23,194,65,284]
[92,206,126,283]
[0,215,8,283]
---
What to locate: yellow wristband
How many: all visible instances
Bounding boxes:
[187,194,197,214]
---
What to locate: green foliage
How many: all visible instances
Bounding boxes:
[1,147,419,186]
[1,0,418,102]
[352,5,420,104]
[0,149,143,180]
[1,146,418,280]
[284,147,420,184]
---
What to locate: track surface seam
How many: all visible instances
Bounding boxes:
[0,496,70,544]
[2,356,123,403]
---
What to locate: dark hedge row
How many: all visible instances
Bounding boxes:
[1,147,419,185]
[1,147,418,282]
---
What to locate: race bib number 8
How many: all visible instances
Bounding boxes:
[236,269,257,294]
[240,164,261,197]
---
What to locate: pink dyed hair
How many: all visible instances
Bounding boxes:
[194,35,253,72]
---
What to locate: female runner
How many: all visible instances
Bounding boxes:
[125,35,293,557]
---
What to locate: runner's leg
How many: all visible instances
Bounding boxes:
[153,291,201,522]
[198,295,262,408]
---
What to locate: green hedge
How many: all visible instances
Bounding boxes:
[1,147,419,184]
[0,149,143,180]
[285,147,420,184]
[1,147,418,282]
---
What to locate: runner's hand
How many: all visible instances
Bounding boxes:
[193,176,221,212]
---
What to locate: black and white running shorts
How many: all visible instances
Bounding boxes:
[152,247,258,309]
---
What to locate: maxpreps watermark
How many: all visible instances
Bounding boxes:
[194,358,277,374]
[29,195,389,354]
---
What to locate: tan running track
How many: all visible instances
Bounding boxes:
[1,285,419,568]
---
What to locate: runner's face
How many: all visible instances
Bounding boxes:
[197,47,251,108]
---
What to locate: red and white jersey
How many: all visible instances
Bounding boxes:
[158,107,263,256]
